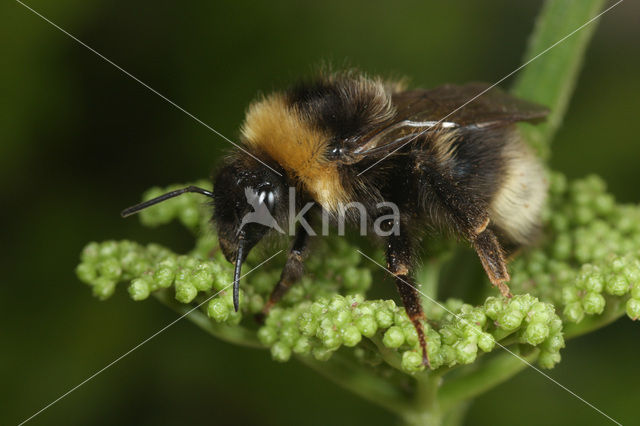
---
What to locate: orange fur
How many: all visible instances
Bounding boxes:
[241,94,347,211]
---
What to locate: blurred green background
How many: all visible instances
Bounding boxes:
[2,1,639,425]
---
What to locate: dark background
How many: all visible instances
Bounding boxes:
[2,1,639,425]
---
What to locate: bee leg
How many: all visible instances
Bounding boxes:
[386,233,430,367]
[472,228,511,297]
[422,167,511,297]
[261,223,311,316]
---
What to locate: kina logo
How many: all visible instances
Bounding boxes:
[238,187,284,234]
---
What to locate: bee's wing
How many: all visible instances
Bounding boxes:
[341,83,548,162]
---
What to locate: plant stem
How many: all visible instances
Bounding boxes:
[297,351,413,415]
[401,375,443,426]
[438,347,539,412]
[153,290,264,348]
[512,0,607,158]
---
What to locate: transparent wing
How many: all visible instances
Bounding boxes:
[338,83,548,163]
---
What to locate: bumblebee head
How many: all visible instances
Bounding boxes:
[120,155,287,312]
[212,156,288,309]
[212,157,288,262]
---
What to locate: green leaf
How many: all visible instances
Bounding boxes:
[512,0,607,158]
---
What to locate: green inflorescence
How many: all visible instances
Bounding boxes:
[507,173,640,327]
[77,172,640,378]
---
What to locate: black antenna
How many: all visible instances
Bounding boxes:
[121,185,213,217]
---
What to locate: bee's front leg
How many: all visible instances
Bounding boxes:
[261,223,311,315]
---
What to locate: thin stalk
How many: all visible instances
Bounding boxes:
[402,375,443,426]
[438,347,539,412]
[512,0,607,158]
[153,290,264,348]
[297,352,413,415]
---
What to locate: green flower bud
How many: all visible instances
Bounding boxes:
[249,271,273,294]
[583,275,604,293]
[454,340,478,364]
[298,312,318,337]
[179,206,200,229]
[484,297,504,320]
[356,315,378,338]
[538,351,561,369]
[257,326,277,346]
[439,344,457,366]
[563,301,584,323]
[375,309,394,328]
[549,317,563,334]
[81,242,100,264]
[582,291,605,315]
[342,325,362,347]
[401,351,424,372]
[342,266,360,288]
[594,194,614,215]
[318,326,341,349]
[522,322,550,345]
[280,325,300,347]
[575,206,594,225]
[552,234,572,260]
[175,281,198,303]
[542,333,565,353]
[248,293,264,314]
[99,241,119,259]
[528,302,554,324]
[551,215,569,232]
[76,263,97,284]
[561,286,579,304]
[497,308,525,331]
[507,294,535,313]
[382,326,405,348]
[226,309,242,326]
[271,342,292,362]
[439,327,458,346]
[477,332,495,352]
[403,323,419,347]
[207,298,230,322]
[332,310,352,327]
[128,277,151,301]
[213,268,233,292]
[153,267,175,289]
[191,268,213,292]
[353,303,375,317]
[626,298,640,320]
[293,336,311,354]
[98,258,122,280]
[605,275,629,296]
[92,277,116,300]
[631,284,640,300]
[623,267,640,285]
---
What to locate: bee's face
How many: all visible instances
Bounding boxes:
[213,159,287,263]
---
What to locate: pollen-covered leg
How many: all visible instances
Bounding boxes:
[386,233,430,367]
[473,229,512,298]
[262,224,311,315]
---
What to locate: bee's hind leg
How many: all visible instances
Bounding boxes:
[472,228,511,298]
[385,232,431,367]
[420,165,512,298]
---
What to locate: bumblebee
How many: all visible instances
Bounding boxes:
[123,70,548,366]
